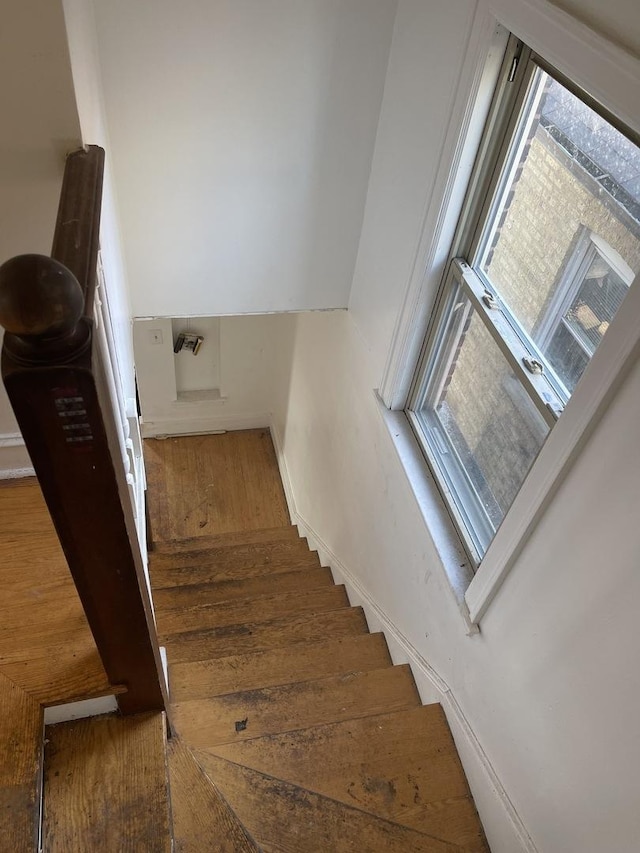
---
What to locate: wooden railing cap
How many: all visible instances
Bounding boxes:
[0,254,84,339]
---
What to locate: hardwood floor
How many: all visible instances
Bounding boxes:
[145,429,489,851]
[144,429,290,541]
[0,478,109,705]
[43,712,171,852]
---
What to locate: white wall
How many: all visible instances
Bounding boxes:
[269,1,640,851]
[134,314,295,436]
[62,0,138,405]
[0,0,82,474]
[92,0,398,318]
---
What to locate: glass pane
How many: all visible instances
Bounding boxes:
[543,254,628,392]
[419,300,550,555]
[478,68,640,395]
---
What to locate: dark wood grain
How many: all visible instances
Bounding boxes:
[44,712,171,852]
[167,738,258,852]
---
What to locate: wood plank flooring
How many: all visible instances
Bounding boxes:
[145,430,489,851]
[0,478,110,705]
[167,738,258,853]
[144,429,290,541]
[0,671,43,852]
[43,712,172,852]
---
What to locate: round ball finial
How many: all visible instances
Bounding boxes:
[0,254,84,340]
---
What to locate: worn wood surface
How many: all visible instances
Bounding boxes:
[0,672,42,852]
[173,666,421,748]
[169,632,392,701]
[196,753,465,853]
[43,712,171,852]
[152,566,333,611]
[0,478,110,704]
[153,524,302,554]
[150,538,319,589]
[167,738,258,852]
[143,431,488,851]
[163,606,370,664]
[209,705,487,851]
[158,585,349,637]
[145,430,290,541]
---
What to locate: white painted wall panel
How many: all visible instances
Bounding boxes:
[134,313,294,435]
[92,0,397,317]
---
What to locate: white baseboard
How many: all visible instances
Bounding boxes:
[269,418,537,853]
[268,421,297,524]
[141,411,272,438]
[0,433,34,478]
[0,466,36,480]
[43,694,119,725]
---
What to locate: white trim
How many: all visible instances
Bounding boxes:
[268,420,297,525]
[140,411,272,438]
[466,270,640,621]
[486,0,640,137]
[0,432,25,448]
[43,694,119,725]
[0,467,36,480]
[0,433,35,479]
[379,8,508,409]
[372,396,478,634]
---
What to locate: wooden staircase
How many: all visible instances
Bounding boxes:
[1,431,489,850]
[150,525,489,852]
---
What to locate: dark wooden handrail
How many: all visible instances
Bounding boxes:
[0,146,168,716]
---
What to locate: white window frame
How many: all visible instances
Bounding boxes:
[378,0,640,624]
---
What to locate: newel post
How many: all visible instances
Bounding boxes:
[0,147,168,716]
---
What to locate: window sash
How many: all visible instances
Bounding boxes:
[406,42,640,567]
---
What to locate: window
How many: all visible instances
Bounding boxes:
[406,37,640,565]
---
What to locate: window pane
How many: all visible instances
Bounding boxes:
[543,254,628,391]
[478,69,640,393]
[417,299,550,555]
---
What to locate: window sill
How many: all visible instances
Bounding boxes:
[374,391,479,635]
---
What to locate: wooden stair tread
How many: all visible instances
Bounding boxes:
[158,584,350,636]
[150,538,319,590]
[0,672,42,852]
[152,525,302,554]
[167,737,258,852]
[43,712,171,852]
[163,606,370,663]
[207,705,488,850]
[153,566,334,610]
[196,751,464,852]
[170,632,392,701]
[173,665,421,747]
